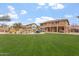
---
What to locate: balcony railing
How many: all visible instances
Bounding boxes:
[40,24,69,28]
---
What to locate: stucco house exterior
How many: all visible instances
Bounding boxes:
[40,19,70,33]
[70,25,79,33]
[0,25,9,33]
[0,18,79,34]
[40,18,79,33]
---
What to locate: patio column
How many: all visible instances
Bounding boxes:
[56,25,58,32]
[50,27,51,32]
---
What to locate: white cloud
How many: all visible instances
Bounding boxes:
[20,10,27,15]
[0,21,17,26]
[8,5,17,15]
[0,14,4,17]
[51,3,64,9]
[35,16,55,23]
[37,3,49,9]
[64,14,73,18]
[8,5,15,11]
[7,5,19,19]
[37,3,46,9]
[6,21,21,26]
[37,3,46,6]
[27,18,32,21]
[7,21,16,26]
[37,3,64,10]
[7,13,19,19]
[7,6,28,19]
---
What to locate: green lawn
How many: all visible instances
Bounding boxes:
[0,34,79,56]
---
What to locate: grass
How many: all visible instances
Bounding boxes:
[0,33,79,56]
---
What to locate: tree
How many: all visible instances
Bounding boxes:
[0,15,11,21]
[13,23,22,31]
[76,16,79,18]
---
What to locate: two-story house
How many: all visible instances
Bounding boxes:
[40,19,69,33]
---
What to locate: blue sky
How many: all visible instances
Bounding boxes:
[0,3,79,25]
